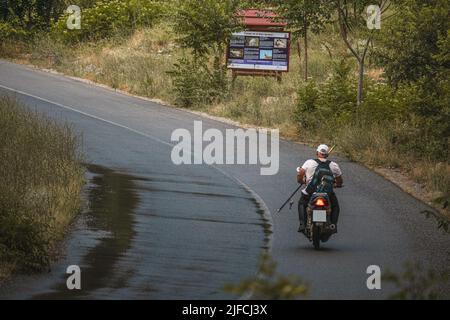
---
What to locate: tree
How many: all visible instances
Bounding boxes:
[375,0,449,87]
[170,0,244,107]
[0,0,66,29]
[334,0,391,105]
[374,0,449,159]
[171,0,243,61]
[277,0,332,81]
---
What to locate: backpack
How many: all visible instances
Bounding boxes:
[304,159,335,195]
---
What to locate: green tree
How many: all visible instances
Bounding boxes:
[333,0,391,105]
[375,0,449,87]
[277,0,332,81]
[171,0,243,61]
[52,0,164,42]
[0,0,66,29]
[170,0,244,108]
[374,0,449,160]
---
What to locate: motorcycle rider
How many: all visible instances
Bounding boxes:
[296,144,343,233]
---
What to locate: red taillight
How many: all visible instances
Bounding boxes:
[315,198,326,207]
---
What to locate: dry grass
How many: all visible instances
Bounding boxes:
[0,96,84,277]
[333,122,450,216]
[410,162,450,213]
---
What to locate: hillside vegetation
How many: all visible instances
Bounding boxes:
[0,97,84,280]
[1,0,448,215]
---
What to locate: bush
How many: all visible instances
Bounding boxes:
[0,22,29,40]
[296,57,449,163]
[358,82,406,124]
[295,60,356,131]
[374,0,449,87]
[171,0,242,57]
[390,80,449,160]
[318,60,357,121]
[224,254,309,299]
[0,97,84,272]
[52,0,164,42]
[168,56,229,108]
[28,32,70,67]
[294,81,320,129]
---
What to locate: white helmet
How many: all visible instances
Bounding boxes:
[316,144,329,156]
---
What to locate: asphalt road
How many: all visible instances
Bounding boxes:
[0,60,448,300]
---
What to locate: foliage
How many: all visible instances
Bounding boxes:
[0,21,29,39]
[168,56,229,108]
[171,0,242,58]
[296,54,449,162]
[276,0,332,38]
[0,0,66,40]
[274,0,333,80]
[0,96,84,272]
[295,59,356,129]
[294,81,320,129]
[318,60,357,117]
[0,0,66,29]
[375,0,450,87]
[224,254,309,300]
[168,0,243,107]
[383,262,449,300]
[52,0,165,42]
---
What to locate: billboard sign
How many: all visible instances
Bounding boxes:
[227,31,290,72]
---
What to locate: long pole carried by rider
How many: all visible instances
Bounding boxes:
[276,145,337,213]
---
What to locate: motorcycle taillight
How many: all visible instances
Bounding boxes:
[315,198,326,207]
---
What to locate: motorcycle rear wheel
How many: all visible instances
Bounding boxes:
[312,225,321,250]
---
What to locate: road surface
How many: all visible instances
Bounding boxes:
[0,60,448,299]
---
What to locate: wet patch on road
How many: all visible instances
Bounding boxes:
[0,164,270,299]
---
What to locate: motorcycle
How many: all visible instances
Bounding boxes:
[277,183,341,250]
[304,192,336,250]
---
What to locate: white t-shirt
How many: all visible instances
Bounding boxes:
[297,159,342,185]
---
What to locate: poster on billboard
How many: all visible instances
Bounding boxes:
[227,31,290,72]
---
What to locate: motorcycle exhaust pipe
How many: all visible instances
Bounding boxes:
[329,224,336,230]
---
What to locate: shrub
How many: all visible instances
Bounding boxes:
[168,56,229,108]
[296,57,449,164]
[171,0,242,58]
[358,82,406,124]
[0,22,29,40]
[295,59,356,132]
[224,253,309,300]
[294,81,320,129]
[318,60,356,121]
[52,0,164,42]
[0,97,84,272]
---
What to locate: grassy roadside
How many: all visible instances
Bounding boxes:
[0,96,84,282]
[1,24,448,218]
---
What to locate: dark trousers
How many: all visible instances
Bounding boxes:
[298,192,340,225]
